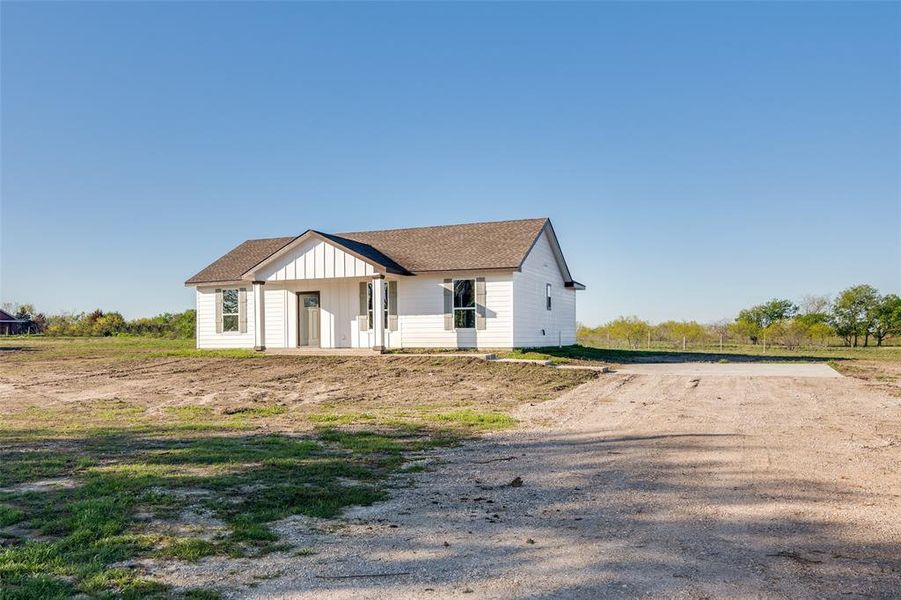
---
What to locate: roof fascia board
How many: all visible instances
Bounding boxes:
[517,219,575,283]
[408,267,518,275]
[185,280,252,288]
[542,220,574,283]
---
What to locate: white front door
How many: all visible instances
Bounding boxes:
[298,292,320,347]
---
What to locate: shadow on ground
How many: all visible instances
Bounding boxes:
[2,425,898,598]
[537,345,835,364]
[131,428,900,599]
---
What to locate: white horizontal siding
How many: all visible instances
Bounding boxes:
[264,279,366,349]
[263,287,288,348]
[257,238,375,281]
[195,286,255,349]
[197,273,519,350]
[513,230,577,347]
[397,274,513,349]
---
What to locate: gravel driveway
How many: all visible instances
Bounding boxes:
[615,362,842,377]
[162,365,901,599]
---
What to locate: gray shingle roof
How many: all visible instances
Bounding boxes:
[185,218,552,284]
[185,237,295,285]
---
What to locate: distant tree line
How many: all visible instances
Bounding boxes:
[1,303,195,338]
[580,284,901,349]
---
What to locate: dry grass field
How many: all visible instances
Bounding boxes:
[1,337,899,599]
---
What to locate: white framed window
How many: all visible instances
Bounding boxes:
[546,283,552,311]
[365,281,390,329]
[222,289,239,332]
[453,279,476,329]
[382,282,389,329]
[366,282,373,329]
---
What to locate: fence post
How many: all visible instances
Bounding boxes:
[647,330,651,349]
[682,336,686,351]
[719,333,723,352]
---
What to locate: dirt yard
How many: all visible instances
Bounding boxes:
[1,340,899,598]
[165,365,900,599]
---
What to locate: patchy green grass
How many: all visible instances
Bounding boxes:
[165,405,214,419]
[0,397,516,598]
[0,336,259,362]
[496,350,570,364]
[307,409,517,433]
[430,410,516,430]
[182,590,223,600]
[308,412,377,425]
[223,404,288,418]
[0,505,25,527]
[156,538,220,561]
[145,348,260,359]
[0,425,428,597]
[0,396,466,598]
[0,337,596,598]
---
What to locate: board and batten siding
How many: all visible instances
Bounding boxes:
[195,286,255,349]
[257,238,376,282]
[512,230,577,348]
[397,274,513,349]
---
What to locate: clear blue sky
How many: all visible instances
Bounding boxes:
[2,1,899,325]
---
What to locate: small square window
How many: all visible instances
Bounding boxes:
[222,314,239,332]
[454,308,475,329]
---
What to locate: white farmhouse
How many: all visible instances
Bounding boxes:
[185,218,584,351]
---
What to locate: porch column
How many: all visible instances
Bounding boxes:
[253,281,265,351]
[371,274,385,352]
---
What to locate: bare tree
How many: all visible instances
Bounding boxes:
[709,319,731,349]
[799,294,831,315]
[2,302,21,315]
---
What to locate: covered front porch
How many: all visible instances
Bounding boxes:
[254,276,399,351]
[247,231,403,351]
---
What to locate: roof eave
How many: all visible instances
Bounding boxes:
[408,266,519,275]
[185,279,251,287]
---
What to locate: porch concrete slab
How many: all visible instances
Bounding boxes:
[614,362,841,378]
[265,348,382,357]
[494,358,553,366]
[391,352,497,360]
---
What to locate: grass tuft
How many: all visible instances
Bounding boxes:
[158,538,220,561]
[0,504,25,526]
[183,590,223,600]
[431,410,516,430]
